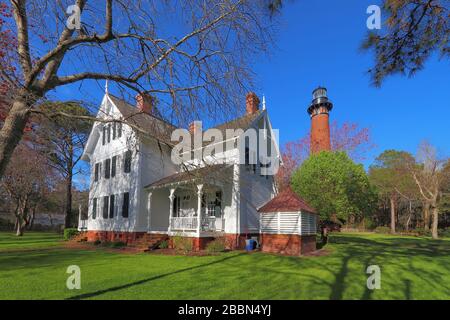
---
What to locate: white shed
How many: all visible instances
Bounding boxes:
[258,188,318,255]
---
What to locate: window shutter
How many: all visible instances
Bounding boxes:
[94,163,99,182]
[122,192,130,218]
[124,151,132,173]
[118,122,122,138]
[111,156,117,177]
[109,195,115,218]
[105,159,111,179]
[103,196,109,219]
[92,198,97,219]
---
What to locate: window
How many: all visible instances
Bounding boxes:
[112,122,116,140]
[102,127,106,145]
[124,150,132,173]
[92,198,97,219]
[111,156,117,178]
[104,158,111,179]
[102,196,109,219]
[94,163,100,182]
[109,195,115,218]
[107,124,111,143]
[122,192,129,218]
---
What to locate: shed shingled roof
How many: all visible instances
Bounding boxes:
[258,187,317,214]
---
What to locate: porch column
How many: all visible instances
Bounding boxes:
[197,184,204,236]
[147,192,152,232]
[78,204,83,231]
[168,188,176,233]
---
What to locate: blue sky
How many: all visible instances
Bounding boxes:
[253,0,449,167]
[55,0,449,188]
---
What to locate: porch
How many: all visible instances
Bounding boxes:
[144,165,233,237]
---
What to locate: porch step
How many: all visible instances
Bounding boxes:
[129,234,169,252]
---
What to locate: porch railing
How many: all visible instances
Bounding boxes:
[170,216,225,232]
[170,217,198,231]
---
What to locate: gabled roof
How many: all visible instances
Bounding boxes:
[258,187,317,214]
[145,164,231,189]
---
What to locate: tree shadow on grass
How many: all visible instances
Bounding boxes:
[66,252,246,300]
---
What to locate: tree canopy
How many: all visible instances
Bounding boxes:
[291,151,377,222]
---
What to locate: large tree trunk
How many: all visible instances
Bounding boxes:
[64,172,73,228]
[64,142,74,228]
[390,196,396,234]
[16,219,24,236]
[431,207,439,239]
[423,202,430,231]
[405,200,412,232]
[0,98,31,178]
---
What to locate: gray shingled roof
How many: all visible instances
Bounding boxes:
[145,164,231,189]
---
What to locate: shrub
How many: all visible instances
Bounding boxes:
[159,240,169,249]
[206,238,226,253]
[93,239,101,246]
[111,241,126,248]
[439,228,450,238]
[63,228,79,241]
[409,228,432,237]
[172,235,193,254]
[374,226,391,234]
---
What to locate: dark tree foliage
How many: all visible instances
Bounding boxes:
[362,0,449,86]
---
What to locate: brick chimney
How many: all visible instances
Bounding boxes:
[135,93,155,114]
[189,121,202,135]
[246,92,260,115]
[307,87,333,154]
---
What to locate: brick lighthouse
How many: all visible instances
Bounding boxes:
[307,87,333,154]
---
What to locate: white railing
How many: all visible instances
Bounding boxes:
[201,217,216,231]
[170,216,225,232]
[170,217,198,231]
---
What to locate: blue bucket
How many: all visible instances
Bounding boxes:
[245,239,255,251]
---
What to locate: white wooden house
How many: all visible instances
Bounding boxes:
[80,90,281,250]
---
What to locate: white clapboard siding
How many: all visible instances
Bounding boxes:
[260,211,317,235]
[301,212,317,235]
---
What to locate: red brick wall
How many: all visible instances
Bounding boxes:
[301,235,317,254]
[86,231,146,245]
[260,234,316,256]
[310,112,331,154]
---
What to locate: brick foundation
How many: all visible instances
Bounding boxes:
[85,231,147,245]
[83,231,269,252]
[260,234,316,256]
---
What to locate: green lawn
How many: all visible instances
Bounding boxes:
[0,231,449,300]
